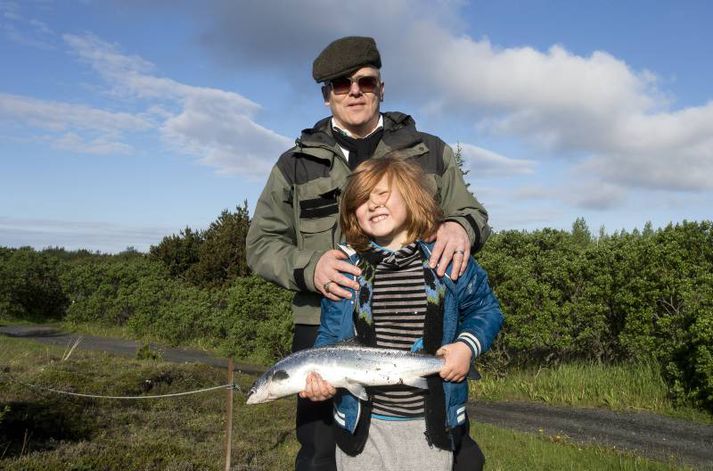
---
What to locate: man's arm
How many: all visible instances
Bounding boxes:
[438,143,491,252]
[246,166,324,292]
[427,142,492,279]
[246,165,360,296]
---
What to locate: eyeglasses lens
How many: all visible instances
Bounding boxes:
[330,76,379,95]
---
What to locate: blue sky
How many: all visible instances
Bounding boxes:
[1,0,711,253]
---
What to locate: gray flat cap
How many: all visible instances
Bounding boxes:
[312,36,382,83]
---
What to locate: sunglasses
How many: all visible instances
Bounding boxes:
[328,75,381,95]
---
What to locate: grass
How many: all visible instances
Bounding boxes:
[475,423,694,471]
[8,318,712,423]
[1,336,293,470]
[10,317,713,422]
[471,361,713,424]
[0,336,701,470]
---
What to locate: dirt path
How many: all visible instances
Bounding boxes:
[0,324,264,375]
[3,324,712,469]
[470,401,712,469]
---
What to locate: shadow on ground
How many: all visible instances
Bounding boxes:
[0,400,93,458]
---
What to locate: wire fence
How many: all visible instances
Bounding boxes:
[5,375,240,400]
[2,360,246,470]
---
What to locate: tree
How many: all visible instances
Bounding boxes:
[149,226,204,278]
[571,217,592,248]
[454,142,471,188]
[186,201,252,286]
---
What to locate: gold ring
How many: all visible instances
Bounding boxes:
[323,281,333,293]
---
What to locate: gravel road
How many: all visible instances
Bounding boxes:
[469,400,712,469]
[3,324,712,469]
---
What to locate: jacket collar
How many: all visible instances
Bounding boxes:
[339,240,457,287]
[295,111,421,161]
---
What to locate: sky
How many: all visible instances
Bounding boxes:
[1,0,712,253]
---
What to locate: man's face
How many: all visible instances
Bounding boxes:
[324,66,383,138]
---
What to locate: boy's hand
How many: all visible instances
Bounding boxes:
[436,342,473,382]
[299,371,337,401]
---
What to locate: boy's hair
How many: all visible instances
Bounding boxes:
[340,154,443,251]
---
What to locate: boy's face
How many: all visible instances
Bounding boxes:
[355,175,409,250]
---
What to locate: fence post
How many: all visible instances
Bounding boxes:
[225,358,234,471]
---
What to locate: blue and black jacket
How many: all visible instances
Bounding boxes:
[315,240,503,453]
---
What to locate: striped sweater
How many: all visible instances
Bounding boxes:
[369,243,428,418]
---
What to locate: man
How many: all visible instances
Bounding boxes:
[247,36,491,471]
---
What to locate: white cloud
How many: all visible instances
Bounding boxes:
[0,216,173,253]
[6,1,713,209]
[388,29,713,194]
[0,0,55,49]
[1,31,293,175]
[510,179,626,211]
[0,93,150,133]
[161,1,713,196]
[62,33,292,176]
[512,185,558,200]
[52,132,135,155]
[564,181,627,210]
[456,143,535,178]
[0,93,149,154]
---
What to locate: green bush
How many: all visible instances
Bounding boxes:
[5,218,712,412]
[149,226,203,278]
[478,220,713,411]
[61,256,172,326]
[218,275,293,364]
[658,272,713,410]
[149,203,252,287]
[0,247,68,321]
[185,203,252,287]
[60,253,292,363]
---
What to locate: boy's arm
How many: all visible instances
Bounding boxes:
[454,260,504,360]
[302,295,343,401]
[315,293,343,347]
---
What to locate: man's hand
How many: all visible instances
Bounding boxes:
[314,250,361,300]
[299,371,337,402]
[427,221,470,280]
[436,342,473,382]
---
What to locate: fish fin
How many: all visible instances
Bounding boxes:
[401,377,429,389]
[329,337,365,348]
[409,338,424,353]
[343,379,368,400]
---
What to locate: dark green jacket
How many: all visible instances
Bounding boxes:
[246,111,491,325]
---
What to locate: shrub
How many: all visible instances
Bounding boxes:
[149,203,252,288]
[149,227,203,278]
[62,256,172,326]
[218,275,293,364]
[0,247,68,321]
[478,220,713,411]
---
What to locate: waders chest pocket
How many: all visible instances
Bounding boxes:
[298,216,337,249]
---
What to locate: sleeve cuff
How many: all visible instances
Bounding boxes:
[443,216,477,249]
[456,332,482,359]
[299,250,326,292]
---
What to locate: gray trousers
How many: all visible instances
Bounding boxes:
[335,418,453,471]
